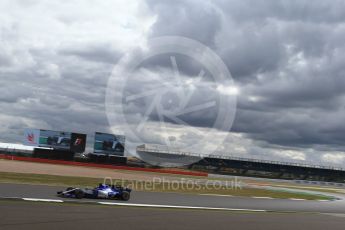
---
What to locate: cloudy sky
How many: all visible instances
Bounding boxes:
[1,0,345,167]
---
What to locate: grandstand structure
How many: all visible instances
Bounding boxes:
[136,144,203,167]
[136,144,345,182]
[193,155,345,182]
[1,140,345,182]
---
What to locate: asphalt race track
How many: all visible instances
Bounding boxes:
[1,183,345,230]
[1,183,345,213]
[1,201,345,230]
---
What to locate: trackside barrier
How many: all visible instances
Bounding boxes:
[0,154,208,177]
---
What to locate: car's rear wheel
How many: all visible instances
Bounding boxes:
[75,189,84,199]
[121,191,130,201]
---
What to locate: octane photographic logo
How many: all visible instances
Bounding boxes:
[106,36,237,167]
[103,176,243,192]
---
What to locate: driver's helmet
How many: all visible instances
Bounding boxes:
[98,183,106,189]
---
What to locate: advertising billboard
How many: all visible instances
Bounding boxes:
[39,130,71,150]
[23,128,40,146]
[94,132,125,156]
[70,133,87,153]
[23,129,86,153]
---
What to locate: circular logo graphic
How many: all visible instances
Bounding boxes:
[106,36,237,167]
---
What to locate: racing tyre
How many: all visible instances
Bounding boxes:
[121,191,130,201]
[75,189,84,199]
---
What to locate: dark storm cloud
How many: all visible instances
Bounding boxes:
[0,0,154,152]
[0,66,110,142]
[144,0,345,157]
[1,0,345,164]
[147,0,222,47]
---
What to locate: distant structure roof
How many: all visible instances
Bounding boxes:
[137,144,345,171]
[0,142,34,151]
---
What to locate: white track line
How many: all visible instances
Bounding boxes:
[23,198,64,203]
[199,194,233,197]
[251,196,274,199]
[2,196,331,210]
[199,194,276,200]
[98,202,268,212]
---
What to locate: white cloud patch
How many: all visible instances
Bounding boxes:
[322,152,345,165]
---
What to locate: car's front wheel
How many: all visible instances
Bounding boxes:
[121,191,130,201]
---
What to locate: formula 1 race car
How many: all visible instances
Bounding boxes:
[57,184,131,201]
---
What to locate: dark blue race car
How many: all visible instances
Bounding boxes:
[57,184,131,201]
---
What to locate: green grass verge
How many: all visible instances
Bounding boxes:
[0,171,332,200]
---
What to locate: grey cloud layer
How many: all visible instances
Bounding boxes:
[1,0,345,165]
[144,0,345,163]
